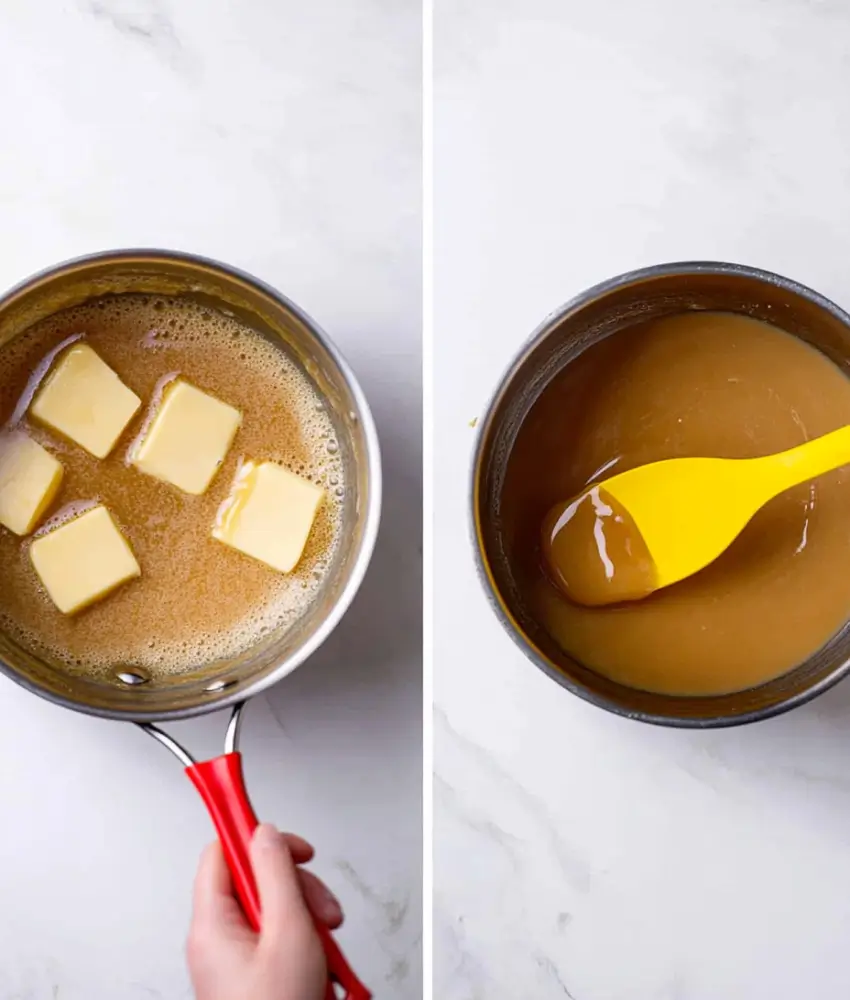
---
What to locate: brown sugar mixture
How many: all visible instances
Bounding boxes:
[501,311,850,696]
[0,295,343,679]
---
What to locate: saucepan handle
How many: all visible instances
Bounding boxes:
[186,752,372,1000]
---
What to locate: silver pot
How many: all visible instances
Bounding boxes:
[0,249,379,998]
[471,261,850,728]
[0,248,381,720]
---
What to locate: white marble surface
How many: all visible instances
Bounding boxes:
[435,2,850,998]
[0,2,421,998]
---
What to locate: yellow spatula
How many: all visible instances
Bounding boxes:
[542,425,850,608]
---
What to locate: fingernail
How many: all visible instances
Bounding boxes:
[253,823,280,850]
[322,888,343,921]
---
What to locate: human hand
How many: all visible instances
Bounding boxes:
[187,823,344,1000]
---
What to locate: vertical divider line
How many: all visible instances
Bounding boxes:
[422,0,435,995]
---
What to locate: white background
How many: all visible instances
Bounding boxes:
[435,2,850,998]
[0,1,421,998]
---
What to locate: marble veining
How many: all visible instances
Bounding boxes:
[86,0,178,48]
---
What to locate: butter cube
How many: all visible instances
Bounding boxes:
[0,432,63,535]
[131,379,241,495]
[30,505,140,615]
[212,461,324,573]
[30,344,141,459]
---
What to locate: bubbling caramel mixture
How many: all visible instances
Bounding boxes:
[0,295,344,678]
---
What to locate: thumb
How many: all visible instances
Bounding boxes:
[250,823,313,938]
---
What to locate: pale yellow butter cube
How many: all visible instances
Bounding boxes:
[30,505,140,615]
[30,344,141,459]
[212,461,324,573]
[0,432,63,535]
[131,379,241,495]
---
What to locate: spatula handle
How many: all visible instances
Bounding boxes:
[764,424,850,493]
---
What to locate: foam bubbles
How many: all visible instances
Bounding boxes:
[0,293,345,680]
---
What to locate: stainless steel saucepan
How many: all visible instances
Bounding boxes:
[471,261,850,730]
[0,249,381,999]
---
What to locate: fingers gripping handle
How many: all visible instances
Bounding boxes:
[186,752,372,1000]
[186,754,262,930]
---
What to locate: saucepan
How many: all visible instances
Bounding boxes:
[472,261,850,729]
[0,249,380,999]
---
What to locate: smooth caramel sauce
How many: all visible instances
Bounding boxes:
[541,487,656,606]
[502,311,850,696]
[0,295,343,679]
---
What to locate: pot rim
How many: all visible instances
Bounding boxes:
[0,247,382,722]
[470,259,850,729]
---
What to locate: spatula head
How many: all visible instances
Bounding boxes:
[603,456,766,591]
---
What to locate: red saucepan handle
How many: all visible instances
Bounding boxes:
[186,752,372,1000]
